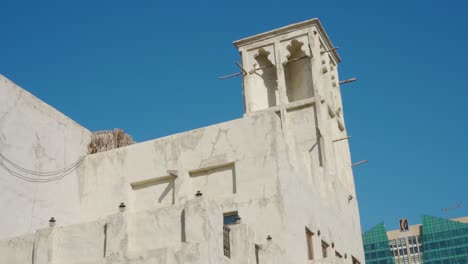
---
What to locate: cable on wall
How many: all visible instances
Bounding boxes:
[0,153,85,183]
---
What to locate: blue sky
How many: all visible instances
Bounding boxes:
[1,0,467,231]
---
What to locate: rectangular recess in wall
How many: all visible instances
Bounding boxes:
[189,162,236,197]
[306,227,314,260]
[321,240,329,258]
[131,175,175,210]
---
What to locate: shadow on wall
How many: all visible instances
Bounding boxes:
[284,40,313,103]
[189,163,237,197]
[131,177,176,210]
[253,48,278,108]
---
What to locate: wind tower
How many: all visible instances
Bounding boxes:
[233,19,363,263]
[234,18,356,195]
[234,19,342,114]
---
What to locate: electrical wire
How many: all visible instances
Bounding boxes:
[0,153,84,176]
[0,153,85,183]
[0,160,83,182]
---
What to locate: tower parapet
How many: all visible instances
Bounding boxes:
[234,18,341,114]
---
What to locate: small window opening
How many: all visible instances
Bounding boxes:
[306,228,314,260]
[224,211,239,226]
[321,241,329,258]
[335,251,342,258]
[223,225,231,258]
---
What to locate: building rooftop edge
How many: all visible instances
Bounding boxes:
[366,215,468,235]
[0,74,92,136]
[232,18,341,62]
[86,113,248,157]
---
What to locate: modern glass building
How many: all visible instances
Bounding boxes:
[363,216,468,264]
[421,215,468,264]
[362,223,394,264]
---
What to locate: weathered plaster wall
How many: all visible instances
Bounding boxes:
[0,197,350,264]
[275,24,364,263]
[0,74,92,239]
[78,110,284,246]
[75,102,362,263]
[234,19,365,263]
[0,198,230,264]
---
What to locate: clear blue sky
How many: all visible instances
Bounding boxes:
[1,0,467,231]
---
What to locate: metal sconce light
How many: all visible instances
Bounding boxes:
[119,202,126,212]
[49,217,56,227]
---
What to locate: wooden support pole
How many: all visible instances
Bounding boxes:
[283,56,310,65]
[339,78,357,85]
[249,64,274,74]
[218,72,242,79]
[351,160,368,167]
[332,136,351,142]
[320,47,339,55]
[234,61,248,75]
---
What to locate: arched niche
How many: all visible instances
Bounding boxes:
[283,39,314,103]
[247,47,278,111]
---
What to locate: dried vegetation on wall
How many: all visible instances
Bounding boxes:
[87,129,135,154]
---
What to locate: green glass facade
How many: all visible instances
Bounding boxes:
[363,223,395,264]
[363,216,467,264]
[421,215,468,264]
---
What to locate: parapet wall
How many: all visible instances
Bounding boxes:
[0,198,255,264]
[0,197,351,264]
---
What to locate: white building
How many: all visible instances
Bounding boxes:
[0,18,365,264]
